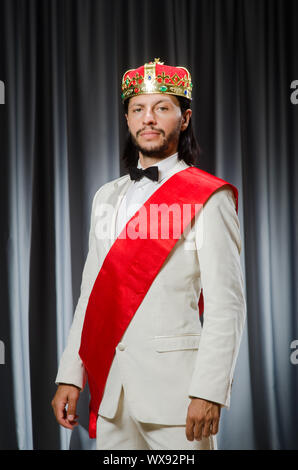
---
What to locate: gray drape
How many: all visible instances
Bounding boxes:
[0,0,297,450]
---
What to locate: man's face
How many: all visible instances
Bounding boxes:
[125,94,191,159]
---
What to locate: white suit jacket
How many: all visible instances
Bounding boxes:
[56,159,246,425]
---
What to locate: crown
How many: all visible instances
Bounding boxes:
[121,58,193,102]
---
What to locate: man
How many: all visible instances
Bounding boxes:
[52,59,246,450]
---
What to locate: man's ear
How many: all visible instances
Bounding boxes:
[181,109,192,131]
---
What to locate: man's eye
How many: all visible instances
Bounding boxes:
[158,107,168,111]
[133,108,142,113]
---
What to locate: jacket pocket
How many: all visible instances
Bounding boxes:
[154,333,201,352]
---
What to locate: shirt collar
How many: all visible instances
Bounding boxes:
[137,152,179,183]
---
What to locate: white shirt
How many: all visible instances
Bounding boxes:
[115,152,179,238]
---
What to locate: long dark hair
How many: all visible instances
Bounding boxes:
[122,96,201,169]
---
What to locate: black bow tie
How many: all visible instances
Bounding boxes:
[128,166,159,182]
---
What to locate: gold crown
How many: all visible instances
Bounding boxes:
[121,58,193,102]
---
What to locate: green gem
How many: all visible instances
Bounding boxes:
[160,85,168,92]
[125,78,130,85]
[190,82,193,88]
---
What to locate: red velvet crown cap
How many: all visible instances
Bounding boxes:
[121,58,193,102]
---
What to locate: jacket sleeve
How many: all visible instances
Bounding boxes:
[55,187,104,390]
[188,186,246,407]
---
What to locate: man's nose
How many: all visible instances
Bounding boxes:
[143,108,157,125]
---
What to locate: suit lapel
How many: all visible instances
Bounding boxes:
[108,177,131,249]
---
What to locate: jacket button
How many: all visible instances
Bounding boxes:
[118,343,126,351]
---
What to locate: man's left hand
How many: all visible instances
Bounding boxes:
[185,397,221,441]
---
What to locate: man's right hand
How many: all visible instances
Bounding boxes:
[51,384,81,430]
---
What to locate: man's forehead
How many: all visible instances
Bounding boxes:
[128,94,179,107]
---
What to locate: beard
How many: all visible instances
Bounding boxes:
[130,122,181,159]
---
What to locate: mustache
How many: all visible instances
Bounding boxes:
[136,127,165,137]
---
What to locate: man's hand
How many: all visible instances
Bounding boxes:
[186,397,221,441]
[51,384,81,430]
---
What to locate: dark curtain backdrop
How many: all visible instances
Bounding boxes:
[0,0,297,450]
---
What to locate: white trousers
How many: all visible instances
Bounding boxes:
[96,387,217,450]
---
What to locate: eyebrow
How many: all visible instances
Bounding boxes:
[130,99,171,108]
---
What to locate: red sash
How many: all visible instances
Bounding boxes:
[79,166,238,438]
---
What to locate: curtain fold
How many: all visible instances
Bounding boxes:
[238,0,298,449]
[0,0,297,450]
